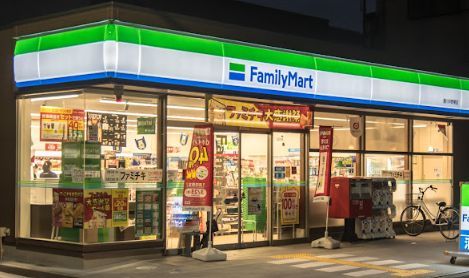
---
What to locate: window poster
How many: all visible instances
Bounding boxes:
[137,117,156,134]
[280,187,300,225]
[135,190,160,238]
[84,189,112,229]
[60,142,101,185]
[112,189,129,227]
[40,106,84,142]
[52,189,84,228]
[247,186,263,215]
[86,112,127,147]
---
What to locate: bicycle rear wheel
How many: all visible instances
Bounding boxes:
[437,207,460,240]
[400,206,426,236]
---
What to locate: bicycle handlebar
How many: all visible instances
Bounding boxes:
[419,185,437,194]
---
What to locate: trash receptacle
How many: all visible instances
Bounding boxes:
[182,231,201,257]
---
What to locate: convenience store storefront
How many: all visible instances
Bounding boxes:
[13,20,462,253]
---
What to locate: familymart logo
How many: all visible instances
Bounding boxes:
[228,62,314,90]
[229,63,246,81]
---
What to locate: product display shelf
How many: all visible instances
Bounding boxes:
[355,178,397,240]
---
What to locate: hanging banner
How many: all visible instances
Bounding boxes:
[52,189,84,228]
[84,189,112,229]
[182,124,214,211]
[349,116,363,138]
[112,189,129,227]
[315,126,333,197]
[135,190,160,238]
[40,106,84,142]
[280,187,300,225]
[209,98,312,130]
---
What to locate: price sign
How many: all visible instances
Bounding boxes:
[280,188,300,225]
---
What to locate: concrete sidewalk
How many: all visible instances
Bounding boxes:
[0,232,468,277]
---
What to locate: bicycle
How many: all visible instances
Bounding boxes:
[400,185,459,240]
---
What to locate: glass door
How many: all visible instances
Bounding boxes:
[240,133,269,244]
[272,132,306,240]
[213,132,240,246]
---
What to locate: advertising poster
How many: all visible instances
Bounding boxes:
[86,112,127,147]
[40,106,84,142]
[135,190,160,238]
[52,189,84,228]
[280,187,300,225]
[182,124,214,211]
[112,189,129,227]
[460,183,469,251]
[247,187,263,215]
[84,189,112,229]
[209,98,312,130]
[60,142,101,184]
[315,126,333,197]
[137,117,156,134]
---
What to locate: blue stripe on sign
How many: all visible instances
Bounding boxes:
[15,72,469,116]
[229,72,245,81]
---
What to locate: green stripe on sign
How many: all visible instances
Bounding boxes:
[15,24,111,55]
[316,57,371,78]
[223,42,316,70]
[371,66,419,84]
[229,63,245,72]
[139,28,223,57]
[461,183,469,206]
[419,73,461,90]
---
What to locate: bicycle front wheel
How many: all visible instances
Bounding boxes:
[400,206,426,236]
[437,207,460,240]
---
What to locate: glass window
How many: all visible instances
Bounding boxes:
[273,132,306,239]
[310,112,360,150]
[366,116,408,152]
[413,120,452,153]
[309,152,358,228]
[365,154,410,221]
[412,155,452,213]
[18,91,161,244]
[167,96,205,122]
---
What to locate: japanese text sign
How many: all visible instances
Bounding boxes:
[105,169,163,183]
[40,106,84,142]
[182,124,214,211]
[209,98,312,129]
[315,126,333,197]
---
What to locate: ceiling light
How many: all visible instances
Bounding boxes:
[167,105,205,111]
[100,99,158,107]
[31,94,80,102]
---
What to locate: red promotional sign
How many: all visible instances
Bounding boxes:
[315,126,333,197]
[182,124,214,211]
[209,98,312,130]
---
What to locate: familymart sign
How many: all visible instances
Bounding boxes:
[13,21,469,115]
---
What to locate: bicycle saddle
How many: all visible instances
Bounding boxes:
[436,201,446,207]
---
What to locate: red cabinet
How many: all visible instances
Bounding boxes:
[329,177,372,218]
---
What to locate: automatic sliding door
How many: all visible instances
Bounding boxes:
[213,132,240,246]
[240,133,269,243]
[272,132,306,240]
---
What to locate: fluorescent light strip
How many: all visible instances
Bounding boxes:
[315,117,347,122]
[167,126,194,131]
[86,109,157,117]
[31,94,80,102]
[167,105,205,111]
[168,115,205,121]
[99,99,158,107]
